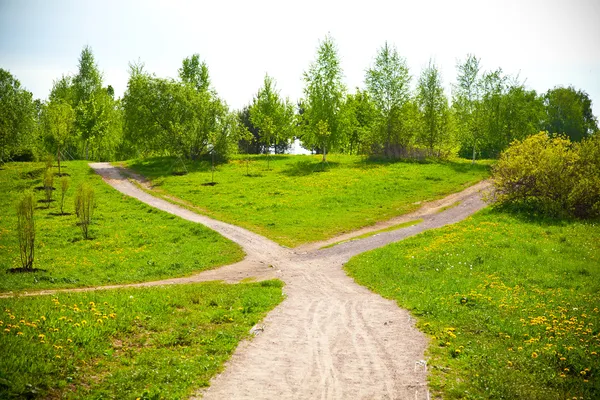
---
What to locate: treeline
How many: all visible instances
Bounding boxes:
[1,37,598,165]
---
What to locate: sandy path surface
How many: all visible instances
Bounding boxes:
[8,163,491,399]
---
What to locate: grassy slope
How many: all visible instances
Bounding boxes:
[127,154,490,247]
[0,162,244,292]
[345,208,600,399]
[0,281,284,399]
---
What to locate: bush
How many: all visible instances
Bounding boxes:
[74,183,95,239]
[493,132,600,218]
[43,168,54,208]
[59,176,69,214]
[16,192,35,270]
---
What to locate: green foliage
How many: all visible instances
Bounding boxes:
[301,35,346,160]
[543,86,599,142]
[416,60,451,155]
[0,281,284,399]
[0,161,244,292]
[493,132,600,218]
[16,192,35,270]
[248,74,295,157]
[178,53,210,92]
[452,56,545,160]
[345,209,600,399]
[43,169,54,209]
[123,60,233,162]
[41,100,75,175]
[338,89,377,154]
[365,42,415,157]
[74,183,95,239]
[128,154,490,247]
[59,176,69,215]
[0,68,36,163]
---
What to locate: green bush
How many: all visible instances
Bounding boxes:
[74,183,95,239]
[59,176,69,214]
[16,192,35,270]
[43,168,54,208]
[493,132,600,218]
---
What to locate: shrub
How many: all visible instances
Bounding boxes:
[74,183,95,239]
[493,132,600,218]
[570,133,600,218]
[43,168,54,208]
[16,192,35,270]
[44,154,53,170]
[59,176,69,214]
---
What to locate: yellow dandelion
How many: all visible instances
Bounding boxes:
[9,315,15,320]
[532,352,538,358]
[592,351,597,355]
[96,319,103,324]
[38,334,45,339]
[507,361,513,367]
[564,368,570,372]
[17,332,23,336]
[560,373,566,378]
[560,357,566,361]
[40,316,46,321]
[67,339,72,343]
[580,370,586,376]
[81,320,87,325]
[55,355,61,359]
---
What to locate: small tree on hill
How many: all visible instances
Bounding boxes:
[16,192,35,270]
[75,183,95,239]
[43,169,54,208]
[60,176,69,214]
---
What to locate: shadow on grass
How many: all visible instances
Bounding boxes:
[127,156,216,179]
[489,202,583,228]
[280,160,340,176]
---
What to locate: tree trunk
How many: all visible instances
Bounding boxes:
[472,145,476,165]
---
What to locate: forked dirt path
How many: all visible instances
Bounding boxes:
[12,163,492,399]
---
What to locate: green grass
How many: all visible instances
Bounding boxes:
[127,154,490,247]
[345,208,600,399]
[319,219,423,249]
[0,162,244,292]
[0,280,284,399]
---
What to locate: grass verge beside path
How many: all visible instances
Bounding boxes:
[127,154,491,247]
[0,281,284,399]
[0,162,244,292]
[345,208,600,399]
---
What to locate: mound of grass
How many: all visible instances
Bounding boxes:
[0,281,284,399]
[0,162,244,292]
[127,154,490,247]
[345,208,599,399]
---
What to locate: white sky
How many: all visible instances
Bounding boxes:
[1,0,599,118]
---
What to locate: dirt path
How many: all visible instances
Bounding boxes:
[12,163,491,399]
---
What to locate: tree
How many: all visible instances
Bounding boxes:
[365,42,413,156]
[16,192,35,271]
[249,74,295,167]
[0,69,36,163]
[338,89,377,154]
[301,35,346,162]
[179,54,210,92]
[543,86,598,142]
[416,60,451,155]
[123,59,233,163]
[452,54,481,163]
[72,46,102,106]
[42,100,75,176]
